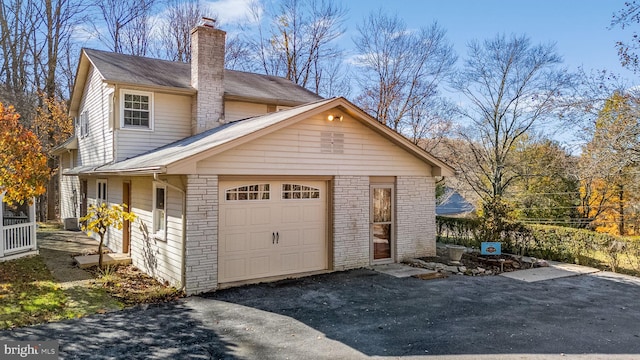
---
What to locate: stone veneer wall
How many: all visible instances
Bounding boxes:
[190,25,226,134]
[333,176,370,270]
[184,174,219,294]
[395,176,436,260]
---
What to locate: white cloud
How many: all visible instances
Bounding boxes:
[202,0,258,26]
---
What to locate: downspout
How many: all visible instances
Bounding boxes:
[153,173,187,292]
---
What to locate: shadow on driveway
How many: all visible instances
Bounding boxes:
[204,269,640,357]
[3,269,640,358]
[0,302,238,359]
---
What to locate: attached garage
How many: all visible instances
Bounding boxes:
[218,179,328,283]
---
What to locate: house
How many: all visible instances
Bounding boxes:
[54,19,455,295]
[436,188,476,217]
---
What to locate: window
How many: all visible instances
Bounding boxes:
[121,89,153,130]
[225,184,270,201]
[79,110,89,137]
[153,185,167,239]
[96,179,107,204]
[282,184,320,199]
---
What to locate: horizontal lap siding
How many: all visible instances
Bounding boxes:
[225,101,268,122]
[77,66,113,167]
[196,114,432,176]
[60,152,80,220]
[129,176,184,288]
[116,92,192,161]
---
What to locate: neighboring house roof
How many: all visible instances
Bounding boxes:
[436,188,475,216]
[69,48,322,114]
[65,97,456,177]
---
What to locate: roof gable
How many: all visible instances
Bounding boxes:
[80,97,454,177]
[69,48,322,114]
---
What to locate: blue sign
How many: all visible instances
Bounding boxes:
[481,242,501,255]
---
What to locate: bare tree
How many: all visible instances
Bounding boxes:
[243,0,347,95]
[612,1,640,72]
[0,0,40,119]
[93,0,156,54]
[155,0,201,62]
[450,34,571,202]
[352,11,456,145]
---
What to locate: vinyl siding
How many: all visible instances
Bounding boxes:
[224,101,268,122]
[59,151,80,221]
[116,92,192,161]
[196,114,433,176]
[129,176,184,288]
[76,66,113,166]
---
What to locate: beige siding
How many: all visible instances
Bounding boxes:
[129,176,184,288]
[77,66,113,166]
[116,92,192,161]
[196,114,433,176]
[224,101,268,122]
[59,152,80,221]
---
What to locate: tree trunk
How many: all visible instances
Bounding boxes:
[98,234,104,269]
[619,185,625,236]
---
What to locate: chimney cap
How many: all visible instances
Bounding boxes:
[199,17,216,28]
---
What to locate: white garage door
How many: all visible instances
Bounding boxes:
[219,179,327,283]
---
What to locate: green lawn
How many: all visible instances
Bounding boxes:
[0,255,120,329]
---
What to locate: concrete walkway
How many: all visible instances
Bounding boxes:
[37,230,98,288]
[500,261,601,282]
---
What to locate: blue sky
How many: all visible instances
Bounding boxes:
[343,0,635,81]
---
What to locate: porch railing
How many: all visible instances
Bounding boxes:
[1,222,36,256]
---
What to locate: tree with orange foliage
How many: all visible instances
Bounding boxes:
[0,103,49,205]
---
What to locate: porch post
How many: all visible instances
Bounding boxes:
[30,197,36,250]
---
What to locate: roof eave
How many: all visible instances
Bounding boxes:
[107,80,196,95]
[223,93,311,107]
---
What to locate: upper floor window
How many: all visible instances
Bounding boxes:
[79,110,89,138]
[120,89,153,130]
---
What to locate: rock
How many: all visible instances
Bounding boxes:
[458,266,467,272]
[476,267,485,274]
[485,270,493,275]
[443,265,460,273]
[534,260,549,268]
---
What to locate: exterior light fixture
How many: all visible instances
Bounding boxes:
[327,114,343,122]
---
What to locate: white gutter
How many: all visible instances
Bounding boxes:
[153,173,187,293]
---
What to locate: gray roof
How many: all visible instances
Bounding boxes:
[436,189,475,216]
[83,48,322,105]
[70,98,336,175]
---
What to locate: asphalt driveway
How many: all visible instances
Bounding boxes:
[3,268,640,359]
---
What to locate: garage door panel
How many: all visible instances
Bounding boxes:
[281,205,301,223]
[219,180,327,283]
[251,207,272,225]
[279,252,300,271]
[302,227,324,245]
[224,208,247,226]
[249,255,271,276]
[223,233,247,253]
[278,229,301,247]
[303,205,322,222]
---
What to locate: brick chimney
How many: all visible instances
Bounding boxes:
[191,17,226,134]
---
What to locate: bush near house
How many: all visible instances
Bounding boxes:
[437,216,640,275]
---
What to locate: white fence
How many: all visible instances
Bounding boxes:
[0,193,37,259]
